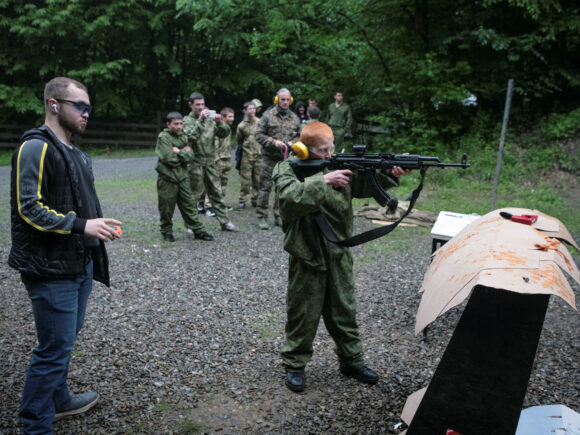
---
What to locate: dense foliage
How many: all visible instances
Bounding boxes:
[1,0,579,156]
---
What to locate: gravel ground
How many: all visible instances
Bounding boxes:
[0,156,578,434]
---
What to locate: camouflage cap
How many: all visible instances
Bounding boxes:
[251,98,263,108]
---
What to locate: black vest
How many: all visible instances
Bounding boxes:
[9,126,110,286]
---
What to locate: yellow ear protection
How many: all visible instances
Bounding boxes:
[274,95,294,105]
[291,141,309,160]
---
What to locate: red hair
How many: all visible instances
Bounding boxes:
[299,122,333,147]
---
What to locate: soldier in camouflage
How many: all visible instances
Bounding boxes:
[303,106,321,130]
[272,122,410,393]
[155,112,213,242]
[213,107,235,208]
[155,112,214,242]
[323,91,352,151]
[251,98,263,117]
[236,101,261,209]
[255,88,301,230]
[183,93,238,232]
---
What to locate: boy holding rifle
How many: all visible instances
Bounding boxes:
[273,122,410,392]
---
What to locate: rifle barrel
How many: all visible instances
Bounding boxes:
[290,148,470,174]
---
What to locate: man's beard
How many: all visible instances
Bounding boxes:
[58,113,86,135]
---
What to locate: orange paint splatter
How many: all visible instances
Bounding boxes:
[556,249,574,270]
[534,236,561,252]
[487,249,528,266]
[529,264,568,291]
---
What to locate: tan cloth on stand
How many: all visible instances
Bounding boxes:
[354,201,437,227]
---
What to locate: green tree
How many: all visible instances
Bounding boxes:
[0,0,578,147]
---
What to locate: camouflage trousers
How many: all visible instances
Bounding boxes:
[256,155,280,219]
[217,156,232,199]
[331,126,346,151]
[157,175,206,234]
[238,153,261,205]
[199,157,232,208]
[189,162,229,225]
[281,251,364,371]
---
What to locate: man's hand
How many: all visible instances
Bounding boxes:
[200,109,220,121]
[274,140,287,151]
[85,218,123,241]
[172,146,180,154]
[390,166,411,177]
[324,169,353,187]
[389,152,412,177]
[184,146,192,152]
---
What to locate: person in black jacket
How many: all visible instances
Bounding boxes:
[294,100,308,124]
[9,77,121,434]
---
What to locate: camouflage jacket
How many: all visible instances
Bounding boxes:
[273,159,399,270]
[236,117,261,158]
[155,128,194,183]
[323,102,352,131]
[183,111,230,165]
[255,106,300,159]
[215,131,232,161]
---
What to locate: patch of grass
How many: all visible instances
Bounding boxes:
[110,219,173,249]
[94,175,168,246]
[353,225,431,265]
[0,146,154,167]
[0,150,12,166]
[125,423,147,435]
[95,177,157,204]
[0,222,10,245]
[154,400,205,433]
[374,165,579,234]
[4,136,577,235]
[81,145,155,159]
[247,310,283,339]
[568,245,579,256]
[179,418,205,433]
[156,400,173,412]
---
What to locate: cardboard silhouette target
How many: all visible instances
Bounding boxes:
[401,208,580,434]
[415,208,578,335]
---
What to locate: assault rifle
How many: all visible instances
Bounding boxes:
[289,144,469,212]
[288,144,470,247]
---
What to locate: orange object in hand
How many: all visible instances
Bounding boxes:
[110,225,122,236]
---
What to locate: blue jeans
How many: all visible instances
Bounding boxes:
[19,260,94,435]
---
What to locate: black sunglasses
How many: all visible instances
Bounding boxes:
[56,99,93,115]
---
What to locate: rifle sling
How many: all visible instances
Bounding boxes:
[312,167,427,247]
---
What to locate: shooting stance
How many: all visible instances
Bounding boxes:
[273,122,410,392]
